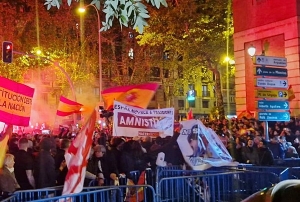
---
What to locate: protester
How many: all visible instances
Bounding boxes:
[55,138,70,185]
[14,137,35,190]
[85,145,118,186]
[33,137,57,188]
[0,154,20,199]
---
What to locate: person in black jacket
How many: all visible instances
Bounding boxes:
[33,137,56,188]
[14,138,35,190]
[257,140,274,166]
[54,138,70,186]
[242,139,259,165]
[85,145,118,186]
[120,140,150,184]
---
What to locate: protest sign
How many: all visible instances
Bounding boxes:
[0,76,34,126]
[113,101,174,137]
[177,119,238,170]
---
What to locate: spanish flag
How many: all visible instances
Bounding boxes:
[0,125,12,168]
[102,83,159,109]
[56,96,83,116]
[288,85,296,101]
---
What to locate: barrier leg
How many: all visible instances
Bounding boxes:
[119,174,127,201]
[145,168,154,202]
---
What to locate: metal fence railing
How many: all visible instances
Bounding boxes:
[157,171,279,202]
[3,164,300,202]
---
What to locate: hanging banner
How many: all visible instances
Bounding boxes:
[177,120,238,170]
[113,101,174,137]
[0,77,34,126]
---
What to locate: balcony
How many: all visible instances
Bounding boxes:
[202,91,210,97]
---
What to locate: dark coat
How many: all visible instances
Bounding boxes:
[257,147,274,166]
[120,151,148,181]
[54,148,68,186]
[85,152,118,186]
[33,150,56,188]
[242,146,259,165]
[14,149,35,190]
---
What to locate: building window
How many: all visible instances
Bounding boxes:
[152,66,160,77]
[202,85,209,97]
[202,85,208,91]
[188,83,195,90]
[202,100,209,108]
[94,87,99,96]
[76,87,83,94]
[178,100,184,108]
[230,96,235,103]
[189,100,195,108]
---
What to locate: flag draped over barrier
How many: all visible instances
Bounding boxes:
[0,76,34,126]
[61,110,96,195]
[56,96,83,116]
[177,120,238,170]
[102,83,159,109]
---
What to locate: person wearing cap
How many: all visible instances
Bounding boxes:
[85,145,118,186]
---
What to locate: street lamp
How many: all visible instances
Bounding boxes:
[247,45,256,57]
[78,4,103,103]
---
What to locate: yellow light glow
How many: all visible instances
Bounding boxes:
[78,7,86,13]
[36,50,42,55]
[224,56,230,62]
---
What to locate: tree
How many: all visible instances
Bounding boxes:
[136,0,234,119]
[43,0,168,34]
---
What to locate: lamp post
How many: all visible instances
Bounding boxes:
[224,57,235,118]
[79,5,103,103]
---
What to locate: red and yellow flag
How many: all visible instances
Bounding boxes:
[288,85,296,101]
[0,125,12,168]
[56,96,83,116]
[0,76,35,126]
[102,83,159,109]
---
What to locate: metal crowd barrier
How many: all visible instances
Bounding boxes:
[215,165,300,180]
[2,186,63,202]
[274,158,300,167]
[5,164,300,202]
[156,171,279,202]
[29,187,121,202]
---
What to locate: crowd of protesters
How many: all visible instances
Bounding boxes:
[1,116,300,199]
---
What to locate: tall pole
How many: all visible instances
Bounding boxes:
[80,5,102,103]
[95,5,103,103]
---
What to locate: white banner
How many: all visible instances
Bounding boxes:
[113,101,174,137]
[177,120,238,170]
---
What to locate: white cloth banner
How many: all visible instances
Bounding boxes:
[113,101,174,137]
[177,120,238,170]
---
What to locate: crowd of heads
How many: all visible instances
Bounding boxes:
[1,115,300,198]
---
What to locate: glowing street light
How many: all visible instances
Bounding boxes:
[247,45,256,57]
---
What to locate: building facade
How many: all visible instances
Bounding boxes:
[233,0,300,115]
